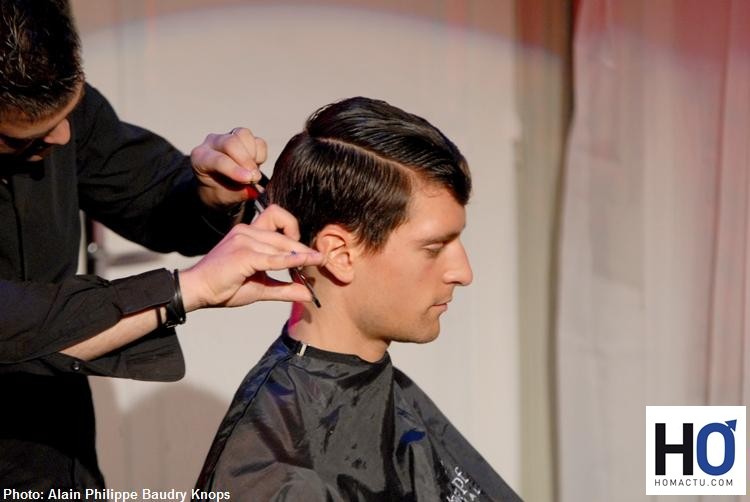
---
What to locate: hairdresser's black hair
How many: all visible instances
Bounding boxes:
[0,0,83,120]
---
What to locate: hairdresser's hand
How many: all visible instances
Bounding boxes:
[190,127,267,209]
[179,205,324,310]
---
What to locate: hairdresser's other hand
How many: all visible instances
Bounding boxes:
[179,205,324,310]
[190,127,267,209]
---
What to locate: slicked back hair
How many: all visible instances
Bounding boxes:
[268,97,471,253]
[0,0,83,121]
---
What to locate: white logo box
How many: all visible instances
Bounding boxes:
[646,406,746,495]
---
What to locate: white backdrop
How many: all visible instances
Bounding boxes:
[74,2,523,494]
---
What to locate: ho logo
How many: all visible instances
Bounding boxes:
[655,420,737,476]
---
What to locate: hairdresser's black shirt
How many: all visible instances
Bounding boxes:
[0,84,225,490]
[196,329,523,501]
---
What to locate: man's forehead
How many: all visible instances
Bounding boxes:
[397,186,467,241]
[0,82,84,136]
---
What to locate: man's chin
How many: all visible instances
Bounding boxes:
[419,331,440,344]
[27,147,54,161]
[402,326,441,345]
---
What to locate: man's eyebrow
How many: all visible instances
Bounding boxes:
[416,230,463,245]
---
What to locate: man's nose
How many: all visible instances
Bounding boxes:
[44,119,71,146]
[443,241,473,286]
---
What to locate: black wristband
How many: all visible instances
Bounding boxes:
[163,269,186,328]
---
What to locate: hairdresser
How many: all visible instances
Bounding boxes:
[0,0,322,490]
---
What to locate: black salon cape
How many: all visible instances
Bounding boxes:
[196,331,522,501]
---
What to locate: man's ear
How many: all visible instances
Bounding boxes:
[313,224,359,284]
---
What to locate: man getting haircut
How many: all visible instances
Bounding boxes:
[195,97,521,501]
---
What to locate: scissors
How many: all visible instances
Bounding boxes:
[245,173,322,308]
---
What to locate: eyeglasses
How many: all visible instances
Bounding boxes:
[0,126,56,159]
[249,172,322,308]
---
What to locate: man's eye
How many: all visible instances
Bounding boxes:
[425,244,444,256]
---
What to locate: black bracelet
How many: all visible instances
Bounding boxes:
[163,269,187,328]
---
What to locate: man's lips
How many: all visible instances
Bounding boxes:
[433,297,452,309]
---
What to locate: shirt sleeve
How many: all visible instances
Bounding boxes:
[0,268,184,381]
[73,83,235,255]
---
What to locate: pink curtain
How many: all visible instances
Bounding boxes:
[558,0,750,500]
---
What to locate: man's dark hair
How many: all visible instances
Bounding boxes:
[0,0,83,121]
[268,97,471,252]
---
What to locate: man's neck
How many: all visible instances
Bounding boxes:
[287,302,389,363]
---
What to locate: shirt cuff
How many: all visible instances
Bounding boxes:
[111,268,174,315]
